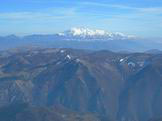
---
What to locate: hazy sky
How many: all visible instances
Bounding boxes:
[0,0,162,37]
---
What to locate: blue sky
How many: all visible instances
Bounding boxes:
[0,0,162,38]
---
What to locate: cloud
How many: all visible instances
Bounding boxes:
[80,1,162,15]
[0,7,77,21]
[80,2,137,10]
[0,1,161,37]
[1,1,161,22]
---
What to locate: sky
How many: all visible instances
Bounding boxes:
[0,0,162,38]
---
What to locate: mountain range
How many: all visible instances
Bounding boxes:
[58,28,135,40]
[0,28,162,52]
[0,48,161,121]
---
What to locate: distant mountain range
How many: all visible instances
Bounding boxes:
[0,28,162,52]
[58,28,135,40]
[0,48,162,121]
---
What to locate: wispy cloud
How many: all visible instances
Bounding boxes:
[1,1,161,22]
[80,1,162,14]
[0,7,77,21]
[80,2,137,10]
[0,1,161,37]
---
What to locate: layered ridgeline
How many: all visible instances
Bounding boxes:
[0,48,162,121]
[0,28,162,51]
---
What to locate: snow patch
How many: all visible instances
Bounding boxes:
[81,79,87,87]
[137,61,145,67]
[60,50,65,53]
[128,62,135,67]
[76,58,81,62]
[11,96,16,102]
[56,61,61,65]
[66,55,71,59]
[120,58,124,62]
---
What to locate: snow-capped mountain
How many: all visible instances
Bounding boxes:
[1,27,162,52]
[58,28,135,40]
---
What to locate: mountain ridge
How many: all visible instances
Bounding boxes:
[0,28,162,51]
[58,27,135,40]
[0,48,161,121]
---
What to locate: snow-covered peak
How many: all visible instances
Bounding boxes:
[66,28,108,36]
[58,27,135,40]
[59,27,111,37]
[66,54,71,59]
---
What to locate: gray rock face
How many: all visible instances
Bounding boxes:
[0,48,161,121]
